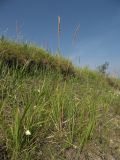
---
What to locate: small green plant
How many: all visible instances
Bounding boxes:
[97,62,109,75]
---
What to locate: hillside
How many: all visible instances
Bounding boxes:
[0,38,120,160]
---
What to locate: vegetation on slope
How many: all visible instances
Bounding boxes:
[0,37,75,76]
[0,38,120,160]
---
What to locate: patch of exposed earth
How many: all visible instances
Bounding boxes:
[64,113,120,160]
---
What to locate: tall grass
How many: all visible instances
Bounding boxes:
[0,38,120,159]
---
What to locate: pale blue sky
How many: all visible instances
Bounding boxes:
[0,0,120,74]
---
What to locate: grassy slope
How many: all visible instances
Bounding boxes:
[0,38,120,160]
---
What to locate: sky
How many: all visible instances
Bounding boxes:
[0,0,120,75]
